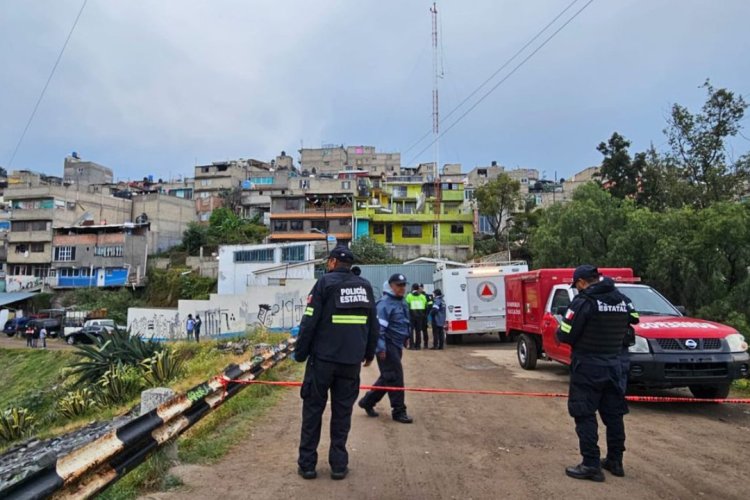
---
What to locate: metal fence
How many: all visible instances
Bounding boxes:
[357,264,436,296]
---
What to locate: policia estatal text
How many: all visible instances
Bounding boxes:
[294,246,378,481]
[557,265,639,482]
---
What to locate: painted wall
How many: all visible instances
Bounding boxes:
[128,280,317,340]
[217,243,315,294]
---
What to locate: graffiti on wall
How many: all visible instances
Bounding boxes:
[194,307,232,336]
[127,309,182,340]
[6,276,43,293]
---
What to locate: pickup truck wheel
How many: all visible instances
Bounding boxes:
[689,384,730,400]
[5,332,15,337]
[66,336,76,345]
[517,334,538,370]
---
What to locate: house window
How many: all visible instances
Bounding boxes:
[201,179,211,186]
[30,243,45,253]
[234,249,274,263]
[273,220,288,231]
[402,224,423,238]
[373,223,385,235]
[54,246,76,261]
[391,186,407,198]
[15,244,28,254]
[450,224,465,234]
[311,220,328,231]
[286,199,300,210]
[282,245,305,262]
[94,246,124,257]
[341,181,351,190]
[290,220,304,231]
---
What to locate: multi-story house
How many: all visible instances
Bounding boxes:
[354,174,474,261]
[49,221,149,288]
[299,145,400,176]
[194,159,270,221]
[4,179,132,291]
[267,193,354,246]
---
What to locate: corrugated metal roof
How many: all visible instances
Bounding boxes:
[0,292,38,307]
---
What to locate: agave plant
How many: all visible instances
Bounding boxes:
[142,348,184,387]
[69,329,164,385]
[0,407,36,443]
[57,388,99,419]
[95,364,144,405]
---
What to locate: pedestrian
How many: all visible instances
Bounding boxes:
[557,265,639,481]
[25,325,34,348]
[39,325,47,349]
[351,266,361,276]
[358,273,414,424]
[31,324,39,348]
[405,283,427,349]
[185,314,195,341]
[294,245,378,481]
[430,289,446,350]
[194,314,202,343]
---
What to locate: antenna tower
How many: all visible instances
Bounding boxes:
[430,2,441,259]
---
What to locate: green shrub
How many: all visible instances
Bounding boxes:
[58,387,99,418]
[0,407,36,442]
[142,349,184,387]
[69,329,164,385]
[96,364,144,405]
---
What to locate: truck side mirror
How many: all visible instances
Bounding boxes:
[676,305,687,315]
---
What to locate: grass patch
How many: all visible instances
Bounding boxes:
[0,349,74,410]
[732,378,750,395]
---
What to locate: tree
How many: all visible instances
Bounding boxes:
[664,80,749,207]
[595,132,646,200]
[181,222,209,255]
[350,237,395,264]
[474,174,521,242]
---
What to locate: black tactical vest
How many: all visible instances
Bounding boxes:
[575,296,629,355]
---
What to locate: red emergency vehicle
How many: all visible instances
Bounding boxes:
[505,268,750,399]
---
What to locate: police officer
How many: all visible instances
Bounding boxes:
[557,265,639,481]
[405,283,428,349]
[430,288,446,350]
[294,246,378,481]
[358,273,414,423]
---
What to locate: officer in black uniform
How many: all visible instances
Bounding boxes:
[557,265,639,482]
[294,246,378,481]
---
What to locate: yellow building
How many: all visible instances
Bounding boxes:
[354,175,473,261]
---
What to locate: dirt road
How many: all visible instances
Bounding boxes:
[151,337,750,500]
[0,334,72,350]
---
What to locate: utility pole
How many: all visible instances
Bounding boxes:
[431,2,441,259]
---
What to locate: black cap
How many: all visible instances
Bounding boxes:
[411,283,420,291]
[351,265,361,276]
[571,264,599,287]
[434,288,442,296]
[329,245,354,263]
[388,273,407,285]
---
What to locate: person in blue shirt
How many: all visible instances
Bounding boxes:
[430,289,446,350]
[358,273,414,423]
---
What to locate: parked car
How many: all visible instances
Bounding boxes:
[3,317,31,337]
[65,325,112,345]
[27,318,62,338]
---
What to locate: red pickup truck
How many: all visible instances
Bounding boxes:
[505,268,749,399]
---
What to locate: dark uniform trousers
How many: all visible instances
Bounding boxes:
[359,342,406,414]
[432,325,445,349]
[298,357,361,471]
[410,312,428,348]
[568,356,628,467]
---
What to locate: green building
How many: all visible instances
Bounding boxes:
[354,175,474,261]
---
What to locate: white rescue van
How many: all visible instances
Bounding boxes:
[433,261,528,344]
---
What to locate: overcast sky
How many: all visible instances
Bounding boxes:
[1,0,748,181]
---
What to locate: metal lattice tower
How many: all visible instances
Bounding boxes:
[430,2,441,259]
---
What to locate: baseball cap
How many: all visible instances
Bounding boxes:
[388,273,407,285]
[571,264,599,287]
[329,245,354,263]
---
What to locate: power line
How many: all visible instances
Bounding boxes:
[407,0,594,165]
[6,0,88,169]
[402,0,581,157]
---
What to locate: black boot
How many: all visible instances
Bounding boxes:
[601,458,624,477]
[358,399,379,417]
[331,467,349,480]
[565,463,605,482]
[392,413,414,424]
[298,467,317,480]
